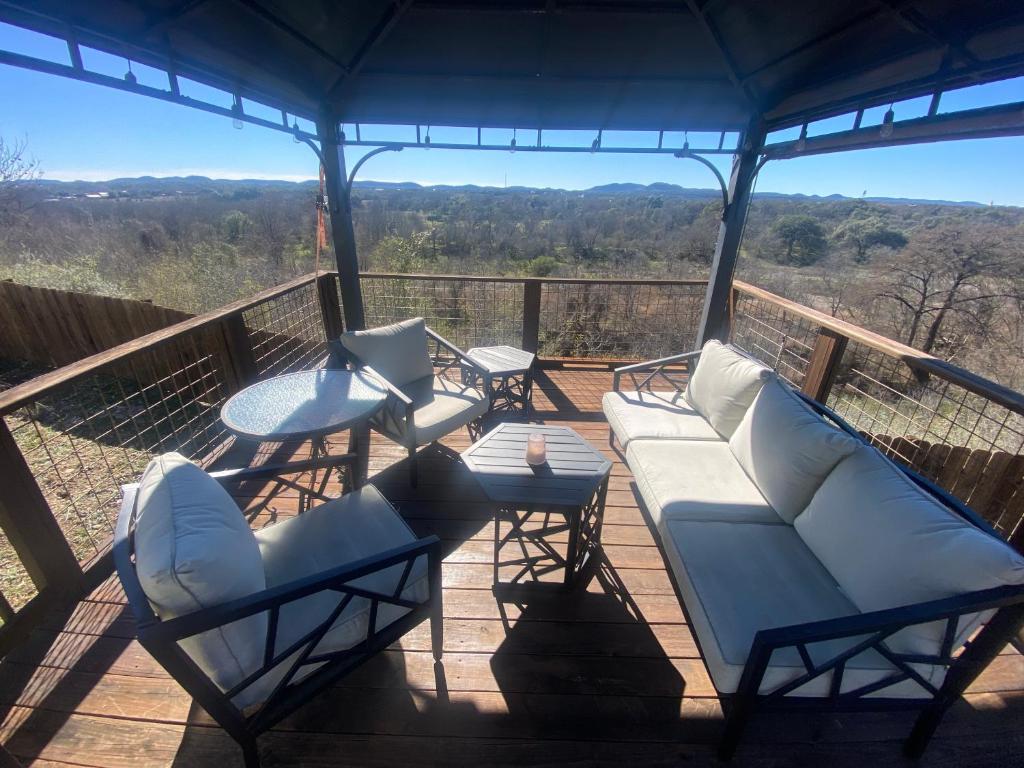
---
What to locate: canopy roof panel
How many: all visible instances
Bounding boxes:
[3,0,1023,131]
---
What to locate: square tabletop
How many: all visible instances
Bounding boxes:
[461,423,611,507]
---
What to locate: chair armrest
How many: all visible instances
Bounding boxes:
[735,584,1024,700]
[424,326,490,378]
[208,455,358,485]
[361,365,413,407]
[612,350,700,391]
[141,534,444,641]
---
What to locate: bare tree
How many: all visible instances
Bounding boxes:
[0,136,41,222]
[876,226,1021,355]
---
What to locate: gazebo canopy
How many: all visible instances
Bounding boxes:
[3,0,1024,132]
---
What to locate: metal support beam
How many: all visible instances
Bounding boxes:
[696,120,766,346]
[318,117,366,332]
[764,100,1024,159]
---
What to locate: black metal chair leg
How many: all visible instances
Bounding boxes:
[429,552,444,662]
[241,737,260,768]
[408,448,418,487]
[717,696,753,761]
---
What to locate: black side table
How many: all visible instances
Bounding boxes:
[465,345,536,416]
[461,423,612,591]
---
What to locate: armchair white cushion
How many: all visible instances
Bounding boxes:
[684,340,772,438]
[340,317,434,388]
[399,375,488,448]
[246,485,429,708]
[133,453,267,696]
[795,444,1024,656]
[728,376,859,523]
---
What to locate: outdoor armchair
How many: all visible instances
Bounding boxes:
[333,317,491,485]
[114,452,443,768]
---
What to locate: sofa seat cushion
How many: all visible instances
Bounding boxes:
[663,520,940,697]
[729,377,860,523]
[683,341,772,439]
[133,453,267,698]
[602,390,722,449]
[245,485,429,709]
[627,439,784,527]
[795,445,1024,658]
[340,317,434,388]
[390,374,489,447]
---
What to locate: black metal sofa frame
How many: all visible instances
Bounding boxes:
[113,454,444,768]
[611,348,1024,760]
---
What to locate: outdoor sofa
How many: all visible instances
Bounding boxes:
[604,340,1024,759]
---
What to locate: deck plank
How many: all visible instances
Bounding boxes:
[2,367,1023,767]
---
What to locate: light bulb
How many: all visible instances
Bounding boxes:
[880,107,895,138]
[292,121,300,143]
[232,117,243,130]
[795,124,808,152]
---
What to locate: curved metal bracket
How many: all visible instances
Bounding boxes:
[674,149,730,213]
[296,134,325,166]
[346,145,404,194]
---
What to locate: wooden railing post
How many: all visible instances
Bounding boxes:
[801,327,848,403]
[221,314,260,391]
[522,279,541,353]
[317,273,345,340]
[0,420,82,594]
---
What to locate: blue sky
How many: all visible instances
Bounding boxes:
[1,21,1022,205]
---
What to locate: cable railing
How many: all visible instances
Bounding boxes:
[731,280,1024,549]
[0,272,339,651]
[2,268,1023,652]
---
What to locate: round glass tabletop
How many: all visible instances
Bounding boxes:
[221,369,388,441]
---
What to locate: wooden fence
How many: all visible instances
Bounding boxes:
[0,280,192,369]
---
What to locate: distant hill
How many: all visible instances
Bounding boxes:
[23,176,996,208]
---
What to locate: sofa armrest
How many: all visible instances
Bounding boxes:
[612,350,701,392]
[736,584,1024,701]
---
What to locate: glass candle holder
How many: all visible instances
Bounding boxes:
[525,433,547,465]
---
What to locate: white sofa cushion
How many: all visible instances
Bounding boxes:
[684,341,772,438]
[795,444,1024,656]
[627,439,785,527]
[245,485,429,709]
[133,453,267,696]
[340,317,434,388]
[728,377,859,523]
[662,520,940,697]
[602,389,722,448]
[389,374,489,447]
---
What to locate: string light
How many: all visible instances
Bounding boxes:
[124,60,136,84]
[880,103,895,138]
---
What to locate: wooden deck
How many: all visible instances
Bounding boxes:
[2,367,1024,767]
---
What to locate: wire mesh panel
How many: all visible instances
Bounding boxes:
[361,276,524,350]
[827,342,1024,543]
[243,279,329,377]
[730,291,819,389]
[538,281,706,361]
[2,334,234,575]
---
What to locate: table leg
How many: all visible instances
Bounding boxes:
[348,422,371,489]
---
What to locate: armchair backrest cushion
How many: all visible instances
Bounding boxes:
[340,317,434,389]
[134,452,267,693]
[684,340,772,438]
[795,444,1024,655]
[729,376,859,523]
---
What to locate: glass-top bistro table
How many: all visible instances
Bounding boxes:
[221,369,388,508]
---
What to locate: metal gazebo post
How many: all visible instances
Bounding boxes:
[696,119,766,346]
[317,116,366,332]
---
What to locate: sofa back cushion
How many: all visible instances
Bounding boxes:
[684,341,772,438]
[728,376,859,523]
[795,444,1024,655]
[340,317,433,389]
[134,452,267,693]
